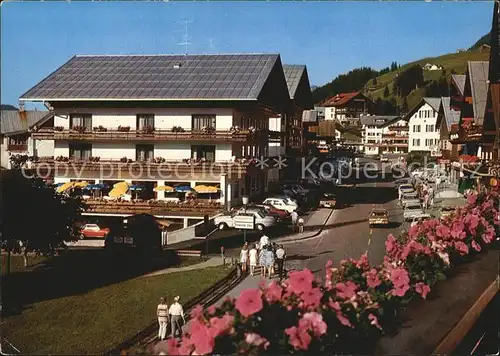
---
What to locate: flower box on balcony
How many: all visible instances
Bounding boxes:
[93,126,108,132]
[71,125,87,133]
[171,126,185,133]
[117,126,131,132]
[140,125,155,134]
[54,126,64,132]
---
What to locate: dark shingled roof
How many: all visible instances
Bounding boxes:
[489,1,499,83]
[0,110,51,135]
[451,74,466,96]
[283,65,306,99]
[359,115,397,127]
[468,61,489,124]
[437,97,460,130]
[20,54,282,101]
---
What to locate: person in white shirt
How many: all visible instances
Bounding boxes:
[259,233,269,250]
[169,296,185,339]
[297,217,305,233]
[249,244,258,276]
[291,211,299,230]
[275,245,286,281]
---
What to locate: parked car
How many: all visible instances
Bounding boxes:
[319,192,337,208]
[394,178,412,189]
[369,208,389,227]
[401,198,421,209]
[410,214,432,227]
[235,204,288,222]
[380,156,390,163]
[263,197,298,213]
[403,203,424,221]
[398,184,415,195]
[214,210,276,231]
[80,223,110,239]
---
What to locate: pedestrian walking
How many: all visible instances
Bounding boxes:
[157,297,169,341]
[259,246,266,276]
[240,242,249,274]
[265,245,275,278]
[259,233,270,250]
[276,245,286,281]
[291,211,299,231]
[249,244,258,276]
[169,296,185,339]
[297,217,305,233]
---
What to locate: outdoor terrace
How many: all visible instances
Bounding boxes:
[387,125,409,131]
[7,143,28,152]
[32,127,268,143]
[83,199,223,217]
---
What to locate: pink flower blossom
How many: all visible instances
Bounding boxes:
[288,269,314,295]
[454,241,469,255]
[190,304,204,320]
[436,224,451,239]
[368,313,382,330]
[356,252,370,269]
[301,312,327,336]
[391,283,410,297]
[265,281,283,303]
[285,326,312,350]
[482,228,495,244]
[467,193,478,205]
[328,298,341,311]
[335,281,358,299]
[208,314,234,338]
[390,268,410,297]
[235,289,263,317]
[301,287,323,308]
[471,240,482,252]
[365,268,382,288]
[336,312,353,328]
[451,221,466,240]
[408,225,420,239]
[207,305,216,315]
[385,234,396,253]
[188,319,215,355]
[245,333,270,349]
[414,282,431,299]
[325,260,334,268]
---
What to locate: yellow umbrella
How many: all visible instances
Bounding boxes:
[194,185,219,193]
[154,185,174,192]
[57,182,75,193]
[108,181,129,198]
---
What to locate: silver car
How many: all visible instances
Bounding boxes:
[214,210,276,231]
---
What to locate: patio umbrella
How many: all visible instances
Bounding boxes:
[73,181,89,188]
[57,182,75,193]
[175,185,193,192]
[154,185,175,192]
[194,185,219,194]
[108,181,129,198]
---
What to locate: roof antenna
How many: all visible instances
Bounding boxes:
[177,19,193,55]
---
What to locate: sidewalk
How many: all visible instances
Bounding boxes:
[140,257,224,278]
[276,208,335,244]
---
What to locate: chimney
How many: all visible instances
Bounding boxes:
[19,103,25,112]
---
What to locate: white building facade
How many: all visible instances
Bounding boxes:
[407,98,441,153]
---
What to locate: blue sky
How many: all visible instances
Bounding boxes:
[1,1,494,109]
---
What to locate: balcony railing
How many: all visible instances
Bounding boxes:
[84,199,223,217]
[381,134,409,139]
[7,143,28,152]
[32,128,268,142]
[388,126,409,131]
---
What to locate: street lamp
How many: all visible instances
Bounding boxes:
[242,195,249,243]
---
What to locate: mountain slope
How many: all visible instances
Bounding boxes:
[362,48,490,111]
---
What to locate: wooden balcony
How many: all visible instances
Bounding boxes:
[388,126,409,131]
[32,128,268,143]
[7,143,28,152]
[381,134,409,140]
[30,156,261,179]
[84,199,223,217]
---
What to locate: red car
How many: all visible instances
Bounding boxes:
[79,224,110,239]
[252,204,290,221]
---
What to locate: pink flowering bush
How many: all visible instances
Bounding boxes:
[153,190,499,355]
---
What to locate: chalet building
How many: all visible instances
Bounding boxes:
[0,109,53,169]
[360,115,394,155]
[406,98,441,154]
[449,61,489,157]
[481,0,500,162]
[320,92,373,125]
[435,97,461,160]
[378,116,410,154]
[21,53,293,220]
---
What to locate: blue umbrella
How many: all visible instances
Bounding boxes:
[87,183,109,190]
[175,185,192,192]
[53,182,64,187]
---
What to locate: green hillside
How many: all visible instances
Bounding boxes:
[362,48,490,111]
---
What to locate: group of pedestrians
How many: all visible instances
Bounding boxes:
[156,296,186,341]
[240,235,286,280]
[291,211,305,233]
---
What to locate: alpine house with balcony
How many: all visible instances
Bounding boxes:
[21,53,292,219]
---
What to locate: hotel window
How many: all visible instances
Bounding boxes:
[418,111,422,119]
[426,124,434,132]
[69,143,92,160]
[412,139,420,146]
[136,114,155,130]
[233,182,239,199]
[8,136,28,145]
[413,125,421,133]
[191,145,215,161]
[192,114,216,131]
[136,144,154,162]
[70,114,92,131]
